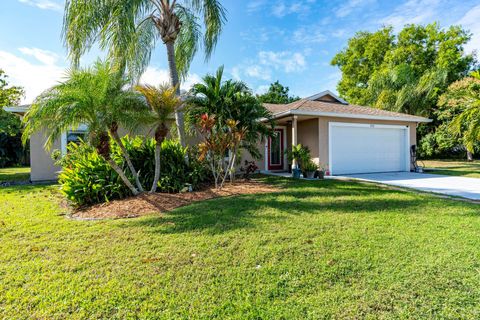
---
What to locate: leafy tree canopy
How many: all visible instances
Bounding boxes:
[257,81,300,104]
[332,23,476,118]
[0,69,24,136]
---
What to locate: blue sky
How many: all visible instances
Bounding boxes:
[1,0,479,103]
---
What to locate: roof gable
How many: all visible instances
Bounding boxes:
[305,90,347,104]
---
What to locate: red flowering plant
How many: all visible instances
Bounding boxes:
[197,113,247,189]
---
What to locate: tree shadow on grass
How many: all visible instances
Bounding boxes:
[120,178,449,235]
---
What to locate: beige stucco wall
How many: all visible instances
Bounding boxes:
[317,117,417,170]
[297,118,320,165]
[29,116,420,181]
[30,130,61,182]
[239,116,419,173]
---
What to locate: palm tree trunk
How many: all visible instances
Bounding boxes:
[95,131,138,196]
[110,130,144,192]
[150,125,168,193]
[166,41,186,148]
[467,150,474,162]
[150,143,161,193]
[106,158,139,196]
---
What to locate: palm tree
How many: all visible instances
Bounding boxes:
[368,64,448,116]
[63,0,227,147]
[439,72,480,158]
[186,66,273,186]
[22,61,147,195]
[187,66,273,158]
[135,84,181,193]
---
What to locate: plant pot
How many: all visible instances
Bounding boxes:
[292,168,301,179]
[306,171,315,179]
[317,171,325,179]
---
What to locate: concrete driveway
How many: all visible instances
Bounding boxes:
[341,172,480,200]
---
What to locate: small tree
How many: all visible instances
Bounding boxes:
[135,84,181,193]
[23,61,147,195]
[0,69,28,167]
[196,114,246,189]
[186,66,273,159]
[257,81,300,104]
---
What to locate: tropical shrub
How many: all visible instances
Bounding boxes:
[58,136,209,207]
[285,144,310,169]
[186,67,273,188]
[240,160,258,180]
[58,143,129,207]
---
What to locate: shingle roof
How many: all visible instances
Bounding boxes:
[263,99,431,123]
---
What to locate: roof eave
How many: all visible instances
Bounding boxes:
[3,106,29,116]
[264,110,431,123]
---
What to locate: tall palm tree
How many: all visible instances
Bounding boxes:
[187,66,273,159]
[135,84,181,193]
[63,0,227,147]
[22,61,147,195]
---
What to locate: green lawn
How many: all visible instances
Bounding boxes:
[2,177,480,319]
[0,167,30,183]
[422,160,480,178]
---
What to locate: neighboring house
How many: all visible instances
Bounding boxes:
[5,90,431,182]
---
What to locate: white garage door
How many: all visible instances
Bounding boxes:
[329,122,409,175]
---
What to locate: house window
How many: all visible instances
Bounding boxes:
[67,130,87,145]
[61,128,87,156]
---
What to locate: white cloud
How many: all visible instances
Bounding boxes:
[324,70,342,92]
[18,0,62,11]
[231,67,241,81]
[0,49,65,104]
[272,3,288,17]
[240,27,285,45]
[292,27,326,44]
[246,0,266,12]
[335,0,375,18]
[457,4,480,54]
[245,65,271,81]
[380,0,441,30]
[232,51,307,82]
[18,47,59,65]
[140,66,201,91]
[255,84,270,95]
[271,1,313,18]
[332,29,347,38]
[258,51,306,73]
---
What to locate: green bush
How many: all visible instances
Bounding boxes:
[58,143,129,206]
[58,136,210,207]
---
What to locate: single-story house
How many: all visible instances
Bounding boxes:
[5,90,430,182]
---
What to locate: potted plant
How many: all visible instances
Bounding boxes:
[303,160,318,179]
[285,144,310,179]
[317,164,326,179]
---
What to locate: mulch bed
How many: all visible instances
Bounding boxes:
[69,180,280,220]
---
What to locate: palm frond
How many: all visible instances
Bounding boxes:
[174,5,201,80]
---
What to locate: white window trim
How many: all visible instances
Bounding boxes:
[60,125,89,156]
[328,122,410,176]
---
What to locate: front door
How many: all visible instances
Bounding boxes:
[268,128,284,170]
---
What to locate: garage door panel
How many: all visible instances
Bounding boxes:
[330,124,407,175]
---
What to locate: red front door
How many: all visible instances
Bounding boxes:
[268,128,284,170]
